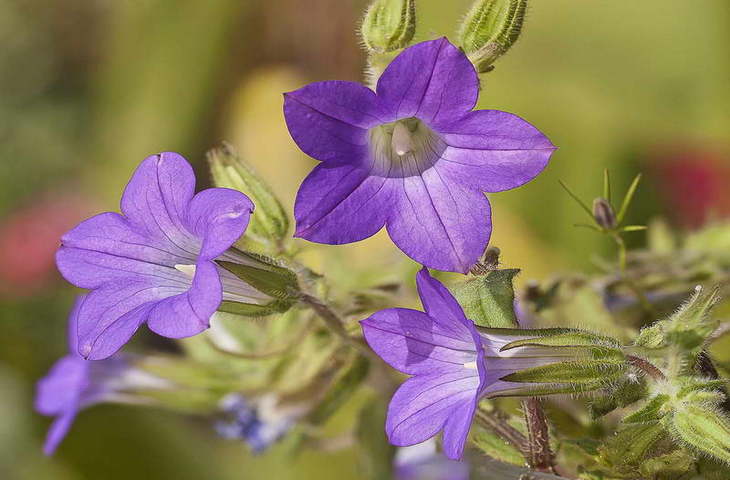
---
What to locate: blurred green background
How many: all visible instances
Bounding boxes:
[0,0,728,478]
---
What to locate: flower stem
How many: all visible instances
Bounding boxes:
[475,408,529,454]
[298,292,381,363]
[522,398,557,474]
[626,355,666,381]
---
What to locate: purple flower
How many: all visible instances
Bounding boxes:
[284,38,555,273]
[395,439,469,480]
[35,296,135,455]
[55,152,268,360]
[361,268,560,460]
[215,393,298,453]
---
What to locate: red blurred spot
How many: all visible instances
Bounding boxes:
[650,145,730,229]
[0,193,93,297]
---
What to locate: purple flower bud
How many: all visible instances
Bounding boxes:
[593,197,617,230]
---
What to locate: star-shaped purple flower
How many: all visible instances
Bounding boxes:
[56,152,266,360]
[284,38,555,273]
[361,268,557,460]
[35,296,133,455]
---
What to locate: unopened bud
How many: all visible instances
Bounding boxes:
[457,0,527,72]
[207,143,290,250]
[361,0,416,54]
[592,197,617,230]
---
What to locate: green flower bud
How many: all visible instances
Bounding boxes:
[599,422,664,470]
[669,404,730,463]
[360,0,416,54]
[592,197,617,230]
[207,143,290,251]
[457,0,527,73]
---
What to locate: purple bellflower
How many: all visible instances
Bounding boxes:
[361,268,568,460]
[35,296,167,455]
[55,152,271,360]
[284,38,555,273]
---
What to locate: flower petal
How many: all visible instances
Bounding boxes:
[43,410,79,456]
[294,162,394,243]
[35,355,88,416]
[441,396,477,460]
[56,212,193,289]
[119,152,200,258]
[386,371,480,448]
[75,280,173,360]
[386,171,491,273]
[361,308,476,375]
[186,188,254,260]
[436,110,556,192]
[376,38,479,125]
[283,81,381,163]
[147,260,221,338]
[415,268,473,337]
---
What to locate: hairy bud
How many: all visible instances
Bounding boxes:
[361,0,416,53]
[457,0,527,72]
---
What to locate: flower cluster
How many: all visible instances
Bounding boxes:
[39,34,557,464]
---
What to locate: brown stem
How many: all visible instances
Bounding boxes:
[522,399,557,474]
[626,355,666,381]
[298,292,381,363]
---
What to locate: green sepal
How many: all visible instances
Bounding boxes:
[217,251,299,300]
[622,394,670,424]
[669,404,730,463]
[307,354,370,425]
[599,422,664,469]
[489,380,610,398]
[589,377,648,419]
[452,268,520,328]
[638,449,695,479]
[502,360,627,385]
[361,0,416,53]
[470,426,525,465]
[501,331,620,351]
[207,143,290,248]
[457,0,528,72]
[217,299,293,317]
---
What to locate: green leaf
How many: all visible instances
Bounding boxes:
[470,426,524,465]
[217,299,293,317]
[603,168,611,205]
[451,269,520,327]
[558,180,594,221]
[616,173,642,225]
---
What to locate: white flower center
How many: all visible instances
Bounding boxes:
[368,117,446,178]
[174,264,196,278]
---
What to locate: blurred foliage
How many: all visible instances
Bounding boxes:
[1,0,729,478]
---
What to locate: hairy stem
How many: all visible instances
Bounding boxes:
[475,408,529,454]
[522,399,557,474]
[298,292,381,363]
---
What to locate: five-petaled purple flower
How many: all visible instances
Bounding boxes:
[284,37,555,273]
[56,152,270,360]
[35,296,139,455]
[361,268,561,460]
